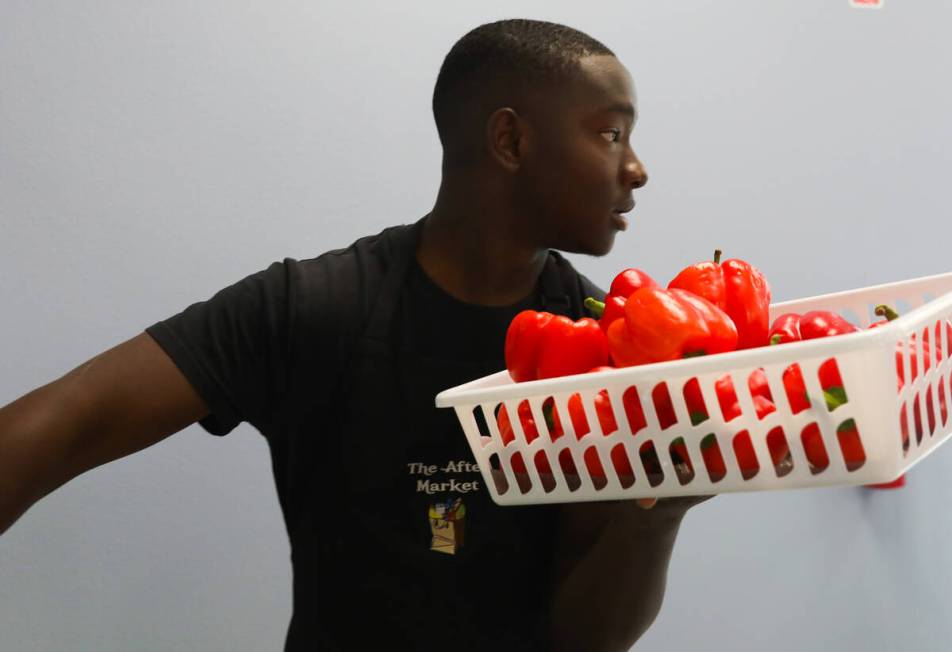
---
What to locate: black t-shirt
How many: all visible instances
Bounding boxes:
[145,222,605,650]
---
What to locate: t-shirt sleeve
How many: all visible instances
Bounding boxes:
[144,259,295,436]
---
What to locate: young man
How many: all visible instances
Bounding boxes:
[0,19,710,651]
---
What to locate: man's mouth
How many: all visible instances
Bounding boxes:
[615,200,636,214]
[611,200,635,231]
[611,211,629,231]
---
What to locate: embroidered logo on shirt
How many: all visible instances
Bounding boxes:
[428,497,466,555]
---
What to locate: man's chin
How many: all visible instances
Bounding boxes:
[558,237,616,258]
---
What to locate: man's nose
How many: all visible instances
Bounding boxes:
[623,151,648,189]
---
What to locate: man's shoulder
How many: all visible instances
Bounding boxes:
[284,221,414,331]
[296,222,409,275]
[289,221,416,294]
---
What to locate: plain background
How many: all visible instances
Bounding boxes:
[2,1,951,650]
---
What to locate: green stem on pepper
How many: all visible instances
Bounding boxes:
[874,304,900,322]
[584,297,605,319]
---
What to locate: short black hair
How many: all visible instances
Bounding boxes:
[432,19,614,154]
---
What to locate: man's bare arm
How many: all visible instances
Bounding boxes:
[549,496,712,652]
[0,332,209,535]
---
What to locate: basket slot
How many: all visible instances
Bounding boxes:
[509,452,532,494]
[800,422,830,474]
[528,397,557,442]
[577,390,602,438]
[938,375,950,432]
[582,446,608,490]
[609,443,637,488]
[488,454,508,495]
[650,383,678,430]
[621,386,648,435]
[472,405,491,438]
[638,441,665,487]
[766,426,794,477]
[631,383,668,434]
[556,448,583,492]
[534,451,557,493]
[668,438,696,485]
[729,430,758,480]
[817,358,849,413]
[897,336,916,454]
[834,418,866,472]
[696,434,726,483]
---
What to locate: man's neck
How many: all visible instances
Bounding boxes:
[417,182,548,307]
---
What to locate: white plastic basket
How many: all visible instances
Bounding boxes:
[435,271,952,505]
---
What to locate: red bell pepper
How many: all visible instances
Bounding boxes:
[768,310,858,344]
[768,313,800,345]
[584,267,659,332]
[607,287,739,366]
[668,249,772,350]
[504,311,554,382]
[768,311,858,413]
[504,310,609,382]
[586,295,628,332]
[536,316,610,379]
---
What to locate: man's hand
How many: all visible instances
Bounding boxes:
[635,493,715,514]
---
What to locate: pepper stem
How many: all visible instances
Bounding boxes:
[713,249,722,264]
[769,334,782,345]
[584,297,606,319]
[874,304,900,322]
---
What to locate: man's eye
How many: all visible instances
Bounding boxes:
[600,129,621,143]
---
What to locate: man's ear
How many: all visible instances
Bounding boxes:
[486,107,527,173]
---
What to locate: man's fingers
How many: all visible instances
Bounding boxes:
[636,498,658,510]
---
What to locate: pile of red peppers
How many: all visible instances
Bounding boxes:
[500,248,938,490]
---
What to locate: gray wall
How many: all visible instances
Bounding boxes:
[2,1,950,650]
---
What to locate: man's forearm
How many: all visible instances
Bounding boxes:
[549,501,685,652]
[0,383,77,536]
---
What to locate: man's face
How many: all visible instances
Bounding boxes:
[516,55,648,256]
